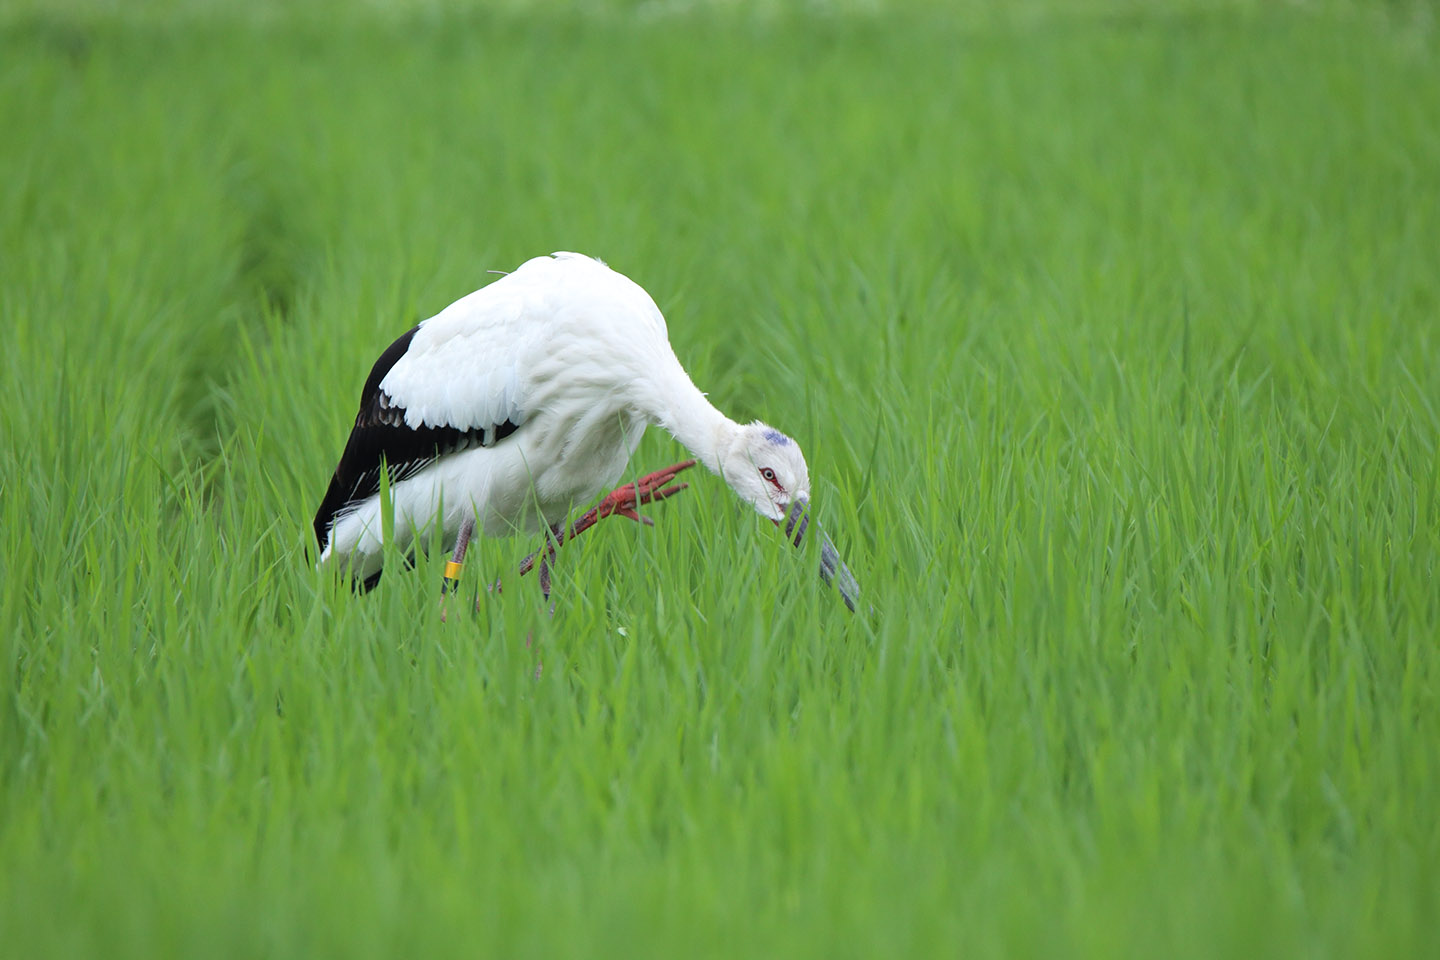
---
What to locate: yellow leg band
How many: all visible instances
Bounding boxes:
[444,560,464,580]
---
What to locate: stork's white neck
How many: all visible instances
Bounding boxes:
[647,360,739,477]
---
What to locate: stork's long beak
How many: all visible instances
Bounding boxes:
[783,498,860,613]
[783,498,811,546]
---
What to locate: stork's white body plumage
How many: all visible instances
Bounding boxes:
[314,252,810,591]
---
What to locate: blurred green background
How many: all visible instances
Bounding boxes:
[2,1,1437,957]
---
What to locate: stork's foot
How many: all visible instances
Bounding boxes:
[517,460,697,588]
[537,535,558,600]
[593,460,696,526]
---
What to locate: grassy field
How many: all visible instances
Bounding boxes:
[2,1,1438,956]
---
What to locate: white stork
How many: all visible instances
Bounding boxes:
[313,252,858,610]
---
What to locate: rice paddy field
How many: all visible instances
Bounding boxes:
[2,0,1438,956]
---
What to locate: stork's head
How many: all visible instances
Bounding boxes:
[722,421,811,524]
[715,420,859,613]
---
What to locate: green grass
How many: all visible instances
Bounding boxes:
[2,2,1438,956]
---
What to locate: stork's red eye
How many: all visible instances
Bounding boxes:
[760,467,781,489]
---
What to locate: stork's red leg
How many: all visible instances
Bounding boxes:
[519,460,696,586]
[439,517,476,622]
[537,528,558,600]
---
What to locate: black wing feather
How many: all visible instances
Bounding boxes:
[313,324,520,556]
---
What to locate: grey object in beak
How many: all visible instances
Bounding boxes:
[784,499,859,613]
[818,531,860,613]
[784,498,811,547]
